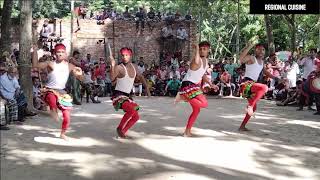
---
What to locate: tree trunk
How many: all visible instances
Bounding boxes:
[18,0,33,109]
[264,14,275,55]
[0,0,14,54]
[283,14,296,53]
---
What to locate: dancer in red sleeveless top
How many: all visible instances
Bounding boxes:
[175,42,218,137]
[32,44,84,140]
[110,47,150,138]
[239,37,276,131]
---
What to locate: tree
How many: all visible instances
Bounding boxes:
[264,14,275,55]
[283,14,296,53]
[0,0,14,54]
[18,0,33,109]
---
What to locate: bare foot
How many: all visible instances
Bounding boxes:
[182,132,193,137]
[116,128,126,139]
[183,129,193,137]
[238,127,251,132]
[245,106,254,116]
[60,134,69,141]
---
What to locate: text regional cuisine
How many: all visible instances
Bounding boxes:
[264,4,306,11]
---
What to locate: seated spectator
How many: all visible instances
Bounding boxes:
[202,65,213,93]
[32,77,46,111]
[157,65,168,82]
[185,11,192,20]
[169,66,181,80]
[135,7,146,34]
[175,11,182,21]
[165,75,181,97]
[0,96,10,130]
[219,68,235,96]
[2,51,17,68]
[180,64,189,79]
[133,79,143,96]
[146,74,155,95]
[0,67,36,124]
[137,57,146,75]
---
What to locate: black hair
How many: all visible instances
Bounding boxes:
[73,51,80,56]
[198,41,211,47]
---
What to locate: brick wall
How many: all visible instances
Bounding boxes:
[6,19,197,65]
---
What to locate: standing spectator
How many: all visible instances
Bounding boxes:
[176,24,188,51]
[224,58,238,81]
[40,19,53,40]
[147,7,156,32]
[104,65,112,97]
[165,75,181,96]
[298,48,318,81]
[78,4,87,19]
[284,57,299,89]
[81,66,94,103]
[135,7,146,34]
[68,51,82,105]
[297,48,318,111]
[123,6,131,19]
[161,24,174,40]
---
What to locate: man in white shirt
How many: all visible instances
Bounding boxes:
[40,20,53,39]
[298,48,317,80]
[169,66,181,80]
[176,24,188,51]
[161,24,173,39]
[284,58,300,88]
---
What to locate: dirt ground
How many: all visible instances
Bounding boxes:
[1,96,319,180]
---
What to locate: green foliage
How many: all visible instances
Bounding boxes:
[4,0,319,57]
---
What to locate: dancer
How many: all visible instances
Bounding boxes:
[32,44,83,140]
[175,41,218,137]
[110,47,150,139]
[238,37,275,131]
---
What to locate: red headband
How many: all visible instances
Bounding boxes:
[120,48,133,56]
[54,44,66,52]
[255,45,264,49]
[199,44,210,48]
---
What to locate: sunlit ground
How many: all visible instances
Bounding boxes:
[1,97,319,180]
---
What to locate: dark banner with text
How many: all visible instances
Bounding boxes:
[250,0,320,14]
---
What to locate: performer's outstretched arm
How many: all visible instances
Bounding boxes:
[239,36,258,64]
[191,43,201,65]
[109,55,120,82]
[31,45,49,70]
